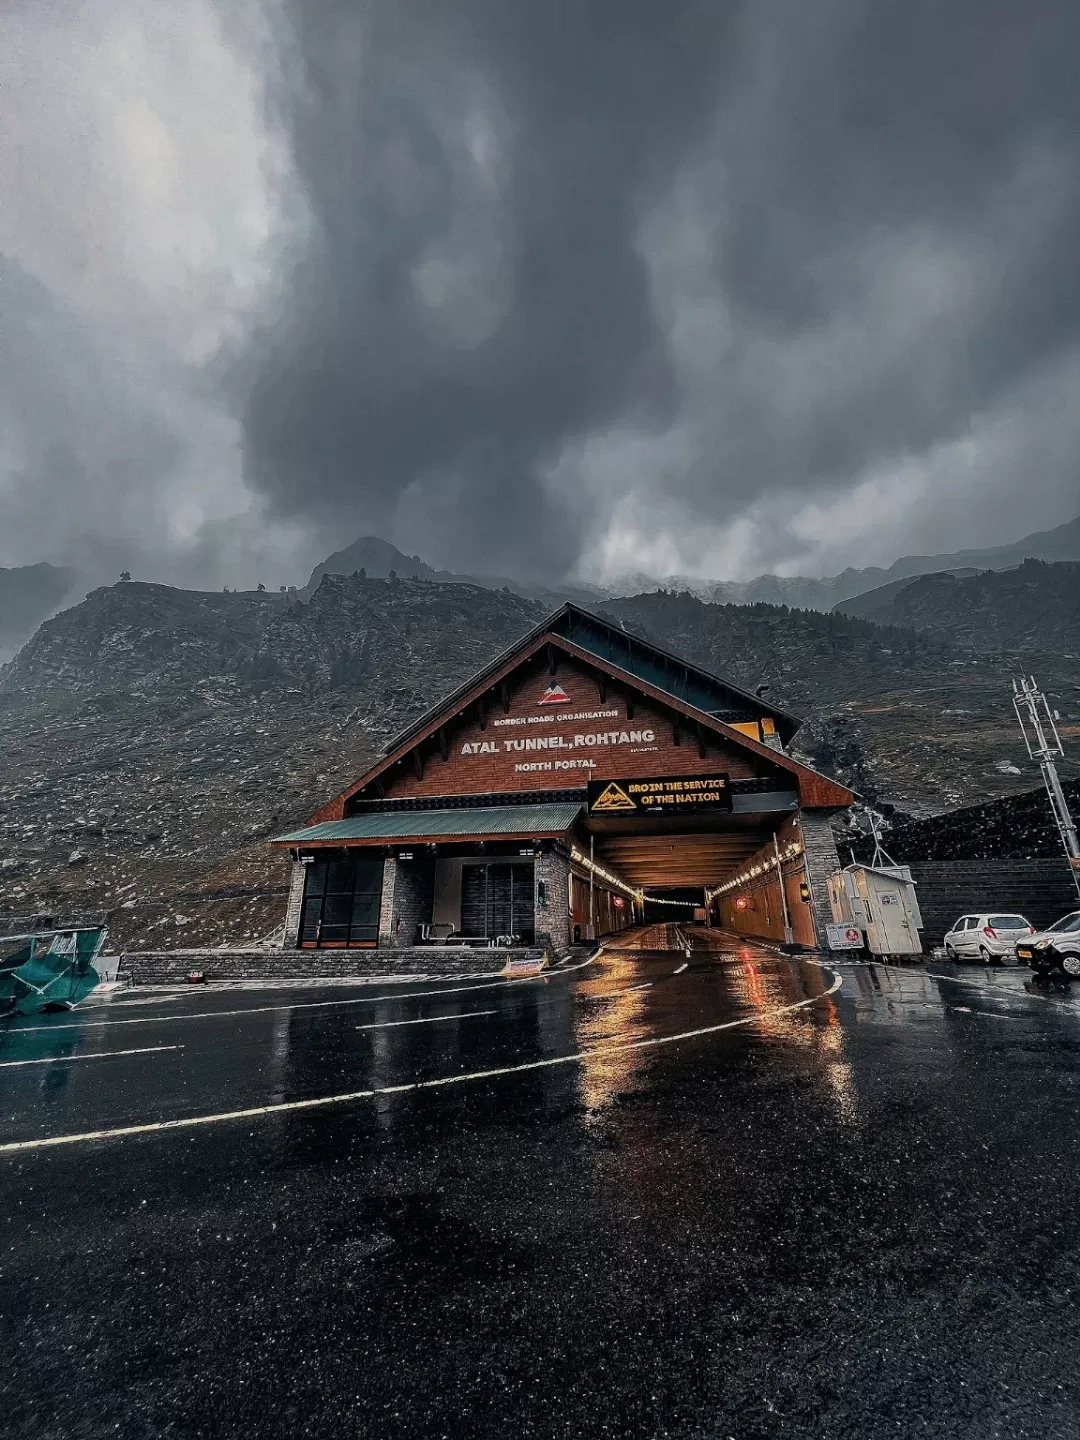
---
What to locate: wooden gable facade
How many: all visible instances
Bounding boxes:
[311,623,854,823]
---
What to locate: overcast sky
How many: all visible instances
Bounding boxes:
[3,1,1080,589]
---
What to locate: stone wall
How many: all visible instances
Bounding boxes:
[122,944,555,986]
[283,860,306,948]
[906,859,1079,944]
[376,856,438,948]
[535,845,571,951]
[377,856,398,947]
[799,810,844,950]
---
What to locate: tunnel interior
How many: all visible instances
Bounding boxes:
[586,810,814,945]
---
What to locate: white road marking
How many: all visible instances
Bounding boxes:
[0,1045,183,1070]
[7,956,597,1034]
[356,1010,497,1031]
[948,1005,1023,1022]
[0,970,842,1155]
[626,983,653,992]
[673,963,688,974]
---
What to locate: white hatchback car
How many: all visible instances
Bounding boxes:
[943,912,1035,964]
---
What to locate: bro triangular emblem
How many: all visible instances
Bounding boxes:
[591,782,636,813]
[538,681,571,705]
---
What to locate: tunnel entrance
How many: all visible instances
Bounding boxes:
[588,810,817,947]
[275,602,852,955]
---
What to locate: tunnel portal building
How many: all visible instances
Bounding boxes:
[272,605,854,955]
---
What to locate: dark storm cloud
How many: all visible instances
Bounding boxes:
[237,1,738,579]
[236,0,1080,581]
[0,257,179,578]
[5,2,1080,588]
[669,0,1080,500]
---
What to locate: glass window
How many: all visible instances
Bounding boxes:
[989,916,1028,929]
[351,894,380,928]
[353,860,383,896]
[326,860,355,894]
[323,895,352,929]
[1047,912,1080,934]
[300,898,323,943]
[300,854,384,946]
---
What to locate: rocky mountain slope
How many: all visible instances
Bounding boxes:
[304,534,523,596]
[851,777,1080,864]
[0,577,547,951]
[596,589,1080,814]
[304,533,612,608]
[2,574,1077,951]
[2,574,541,701]
[832,559,1080,653]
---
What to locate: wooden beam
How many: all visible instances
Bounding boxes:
[597,676,606,703]
[412,748,424,781]
[672,716,681,746]
[438,727,448,761]
[625,690,634,720]
[499,682,510,714]
[547,644,557,676]
[476,697,486,731]
[697,722,707,760]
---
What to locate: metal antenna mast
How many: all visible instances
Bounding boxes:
[1013,675,1080,899]
[866,807,897,870]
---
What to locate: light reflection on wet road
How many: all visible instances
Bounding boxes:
[4,927,1080,1437]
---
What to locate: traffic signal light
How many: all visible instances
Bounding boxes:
[798,881,811,903]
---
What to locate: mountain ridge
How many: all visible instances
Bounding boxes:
[832,559,1080,652]
[2,572,1078,952]
[0,561,86,662]
[604,514,1080,611]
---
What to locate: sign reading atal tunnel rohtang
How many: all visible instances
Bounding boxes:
[587,774,733,816]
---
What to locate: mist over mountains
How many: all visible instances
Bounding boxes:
[605,514,1080,611]
[305,513,1080,612]
[5,512,1078,664]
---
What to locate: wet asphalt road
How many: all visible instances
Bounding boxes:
[5,929,1080,1438]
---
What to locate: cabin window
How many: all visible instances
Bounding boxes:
[300,856,383,947]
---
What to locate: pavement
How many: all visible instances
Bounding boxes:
[4,926,1080,1438]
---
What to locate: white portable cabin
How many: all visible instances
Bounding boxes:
[828,863,924,957]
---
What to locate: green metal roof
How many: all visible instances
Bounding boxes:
[274,802,584,845]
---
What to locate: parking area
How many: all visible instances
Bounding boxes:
[6,929,1080,1437]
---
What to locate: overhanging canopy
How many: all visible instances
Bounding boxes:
[273,802,584,847]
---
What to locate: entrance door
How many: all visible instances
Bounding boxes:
[461,863,535,942]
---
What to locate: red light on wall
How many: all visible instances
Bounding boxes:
[734,896,750,912]
[613,896,625,909]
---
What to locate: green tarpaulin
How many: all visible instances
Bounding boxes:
[0,928,108,1017]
